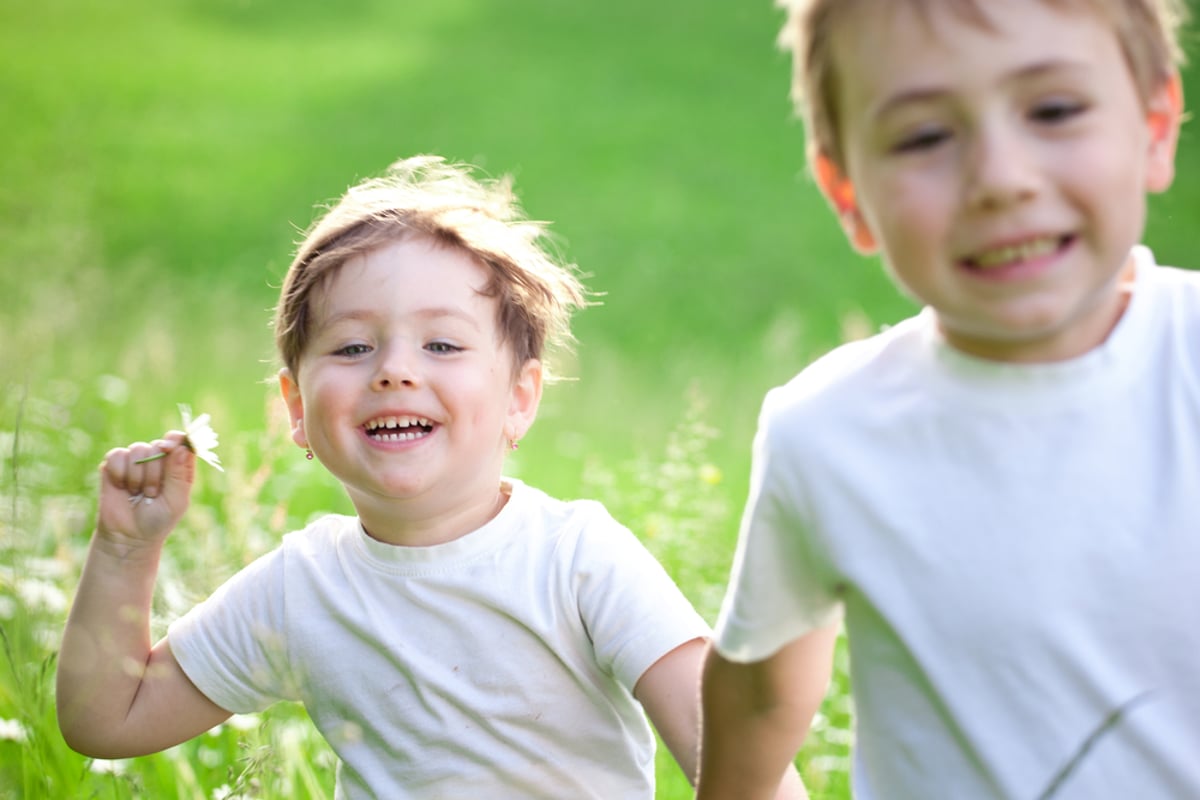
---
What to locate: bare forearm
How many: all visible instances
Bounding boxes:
[696,693,811,800]
[695,631,838,800]
[57,531,165,753]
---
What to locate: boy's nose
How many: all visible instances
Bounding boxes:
[964,126,1039,211]
[371,345,419,390]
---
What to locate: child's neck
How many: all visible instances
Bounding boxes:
[938,256,1138,365]
[355,482,511,547]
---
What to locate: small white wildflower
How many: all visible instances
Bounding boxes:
[226,713,261,731]
[0,718,28,742]
[88,758,129,775]
[197,745,223,768]
[134,403,223,472]
[25,556,69,580]
[179,404,223,472]
[212,784,233,800]
[97,374,131,406]
[16,578,68,614]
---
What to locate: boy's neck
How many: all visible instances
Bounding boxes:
[937,256,1139,365]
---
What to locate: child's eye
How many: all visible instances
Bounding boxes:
[892,127,951,154]
[1030,99,1086,124]
[333,343,371,357]
[426,341,463,354]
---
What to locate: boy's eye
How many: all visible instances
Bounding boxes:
[333,343,371,357]
[892,127,951,154]
[426,341,463,354]
[1030,99,1086,124]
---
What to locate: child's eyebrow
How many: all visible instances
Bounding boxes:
[414,307,482,330]
[322,307,482,330]
[869,59,1093,122]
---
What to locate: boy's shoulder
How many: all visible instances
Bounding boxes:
[1156,258,1200,308]
[764,310,931,421]
[1126,250,1200,369]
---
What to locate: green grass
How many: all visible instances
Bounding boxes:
[2,0,1198,796]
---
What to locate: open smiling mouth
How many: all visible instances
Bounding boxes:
[963,234,1074,270]
[365,416,435,442]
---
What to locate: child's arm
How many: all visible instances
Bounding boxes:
[635,636,810,799]
[57,433,232,758]
[634,636,707,783]
[694,623,840,800]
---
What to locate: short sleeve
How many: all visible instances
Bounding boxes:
[713,390,843,662]
[167,545,295,713]
[570,510,711,692]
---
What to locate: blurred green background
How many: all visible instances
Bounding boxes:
[1,0,1197,797]
[3,0,1197,509]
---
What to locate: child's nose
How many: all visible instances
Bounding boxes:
[964,125,1039,211]
[371,345,419,390]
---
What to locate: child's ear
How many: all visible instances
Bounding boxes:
[279,367,309,449]
[1145,72,1183,194]
[811,149,878,254]
[506,358,544,444]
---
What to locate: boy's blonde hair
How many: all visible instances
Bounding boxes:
[274,155,587,378]
[777,0,1190,169]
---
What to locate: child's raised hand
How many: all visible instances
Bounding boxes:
[97,431,196,546]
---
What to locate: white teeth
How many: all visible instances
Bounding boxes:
[370,430,426,442]
[972,236,1060,268]
[365,416,431,432]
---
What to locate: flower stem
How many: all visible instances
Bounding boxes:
[134,453,168,465]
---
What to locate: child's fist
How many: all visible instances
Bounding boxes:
[96,431,196,545]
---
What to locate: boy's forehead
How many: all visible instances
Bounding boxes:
[827,0,1108,59]
[828,0,1118,107]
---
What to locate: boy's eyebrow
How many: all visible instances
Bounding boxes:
[870,59,1093,121]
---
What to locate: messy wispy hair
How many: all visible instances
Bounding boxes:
[273,155,588,378]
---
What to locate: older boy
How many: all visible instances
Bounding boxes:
[697,1,1198,798]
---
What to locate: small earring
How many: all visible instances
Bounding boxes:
[509,439,520,451]
[305,449,314,460]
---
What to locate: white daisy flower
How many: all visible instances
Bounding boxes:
[0,718,28,742]
[133,403,223,472]
[178,404,223,472]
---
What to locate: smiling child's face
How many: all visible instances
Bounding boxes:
[818,0,1180,362]
[280,235,541,537]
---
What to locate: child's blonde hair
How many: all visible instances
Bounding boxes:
[274,155,587,378]
[777,0,1190,169]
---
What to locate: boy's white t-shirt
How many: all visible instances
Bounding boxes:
[169,478,710,799]
[715,247,1200,798]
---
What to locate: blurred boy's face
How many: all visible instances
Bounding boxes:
[818,0,1179,362]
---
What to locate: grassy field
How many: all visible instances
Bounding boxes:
[1,0,1197,797]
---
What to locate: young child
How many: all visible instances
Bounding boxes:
[697,1,1198,798]
[56,156,717,798]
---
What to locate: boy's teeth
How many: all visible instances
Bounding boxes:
[972,236,1059,268]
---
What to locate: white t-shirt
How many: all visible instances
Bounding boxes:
[169,478,710,799]
[715,247,1200,799]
